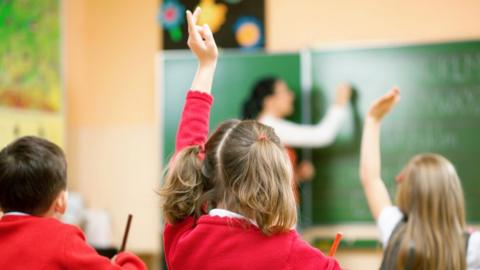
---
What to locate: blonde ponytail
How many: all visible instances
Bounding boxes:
[216,120,297,235]
[160,146,206,224]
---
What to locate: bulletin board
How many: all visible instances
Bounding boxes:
[159,0,265,50]
[0,0,64,148]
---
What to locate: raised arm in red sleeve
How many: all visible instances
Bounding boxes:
[175,90,213,153]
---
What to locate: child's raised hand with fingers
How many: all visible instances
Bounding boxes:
[367,88,400,121]
[186,7,218,67]
[186,7,218,94]
[360,87,401,220]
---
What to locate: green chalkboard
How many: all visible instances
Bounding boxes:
[307,40,480,224]
[162,52,302,162]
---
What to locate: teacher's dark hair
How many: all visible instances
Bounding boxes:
[242,77,279,119]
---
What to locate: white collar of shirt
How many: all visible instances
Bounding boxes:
[208,208,258,227]
[258,114,275,123]
[3,211,29,216]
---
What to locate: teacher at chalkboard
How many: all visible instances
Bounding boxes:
[242,77,351,185]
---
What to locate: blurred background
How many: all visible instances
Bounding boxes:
[1,0,480,269]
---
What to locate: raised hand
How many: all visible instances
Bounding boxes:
[334,83,352,107]
[359,88,399,220]
[186,7,218,66]
[367,88,400,121]
[186,7,218,94]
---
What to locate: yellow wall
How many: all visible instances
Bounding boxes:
[267,0,480,51]
[64,0,160,256]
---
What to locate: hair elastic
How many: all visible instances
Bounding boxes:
[395,170,405,183]
[258,134,268,141]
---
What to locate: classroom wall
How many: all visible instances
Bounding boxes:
[64,0,160,260]
[267,0,480,51]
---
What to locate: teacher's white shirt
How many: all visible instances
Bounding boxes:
[259,106,348,148]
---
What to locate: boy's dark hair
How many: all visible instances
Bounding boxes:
[0,136,67,215]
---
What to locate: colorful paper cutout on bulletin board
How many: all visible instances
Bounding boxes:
[159,0,265,50]
[197,0,227,33]
[233,16,263,49]
[159,0,186,42]
[0,0,62,112]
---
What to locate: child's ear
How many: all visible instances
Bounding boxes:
[54,191,68,215]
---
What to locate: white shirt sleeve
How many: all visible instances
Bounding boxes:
[377,206,404,247]
[259,106,348,148]
[467,231,480,270]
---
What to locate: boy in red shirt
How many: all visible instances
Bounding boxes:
[0,136,146,270]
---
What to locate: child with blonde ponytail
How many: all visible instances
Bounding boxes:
[160,7,340,270]
[360,88,480,270]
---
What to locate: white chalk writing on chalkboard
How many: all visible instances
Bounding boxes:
[383,128,458,151]
[403,85,480,116]
[431,53,480,83]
